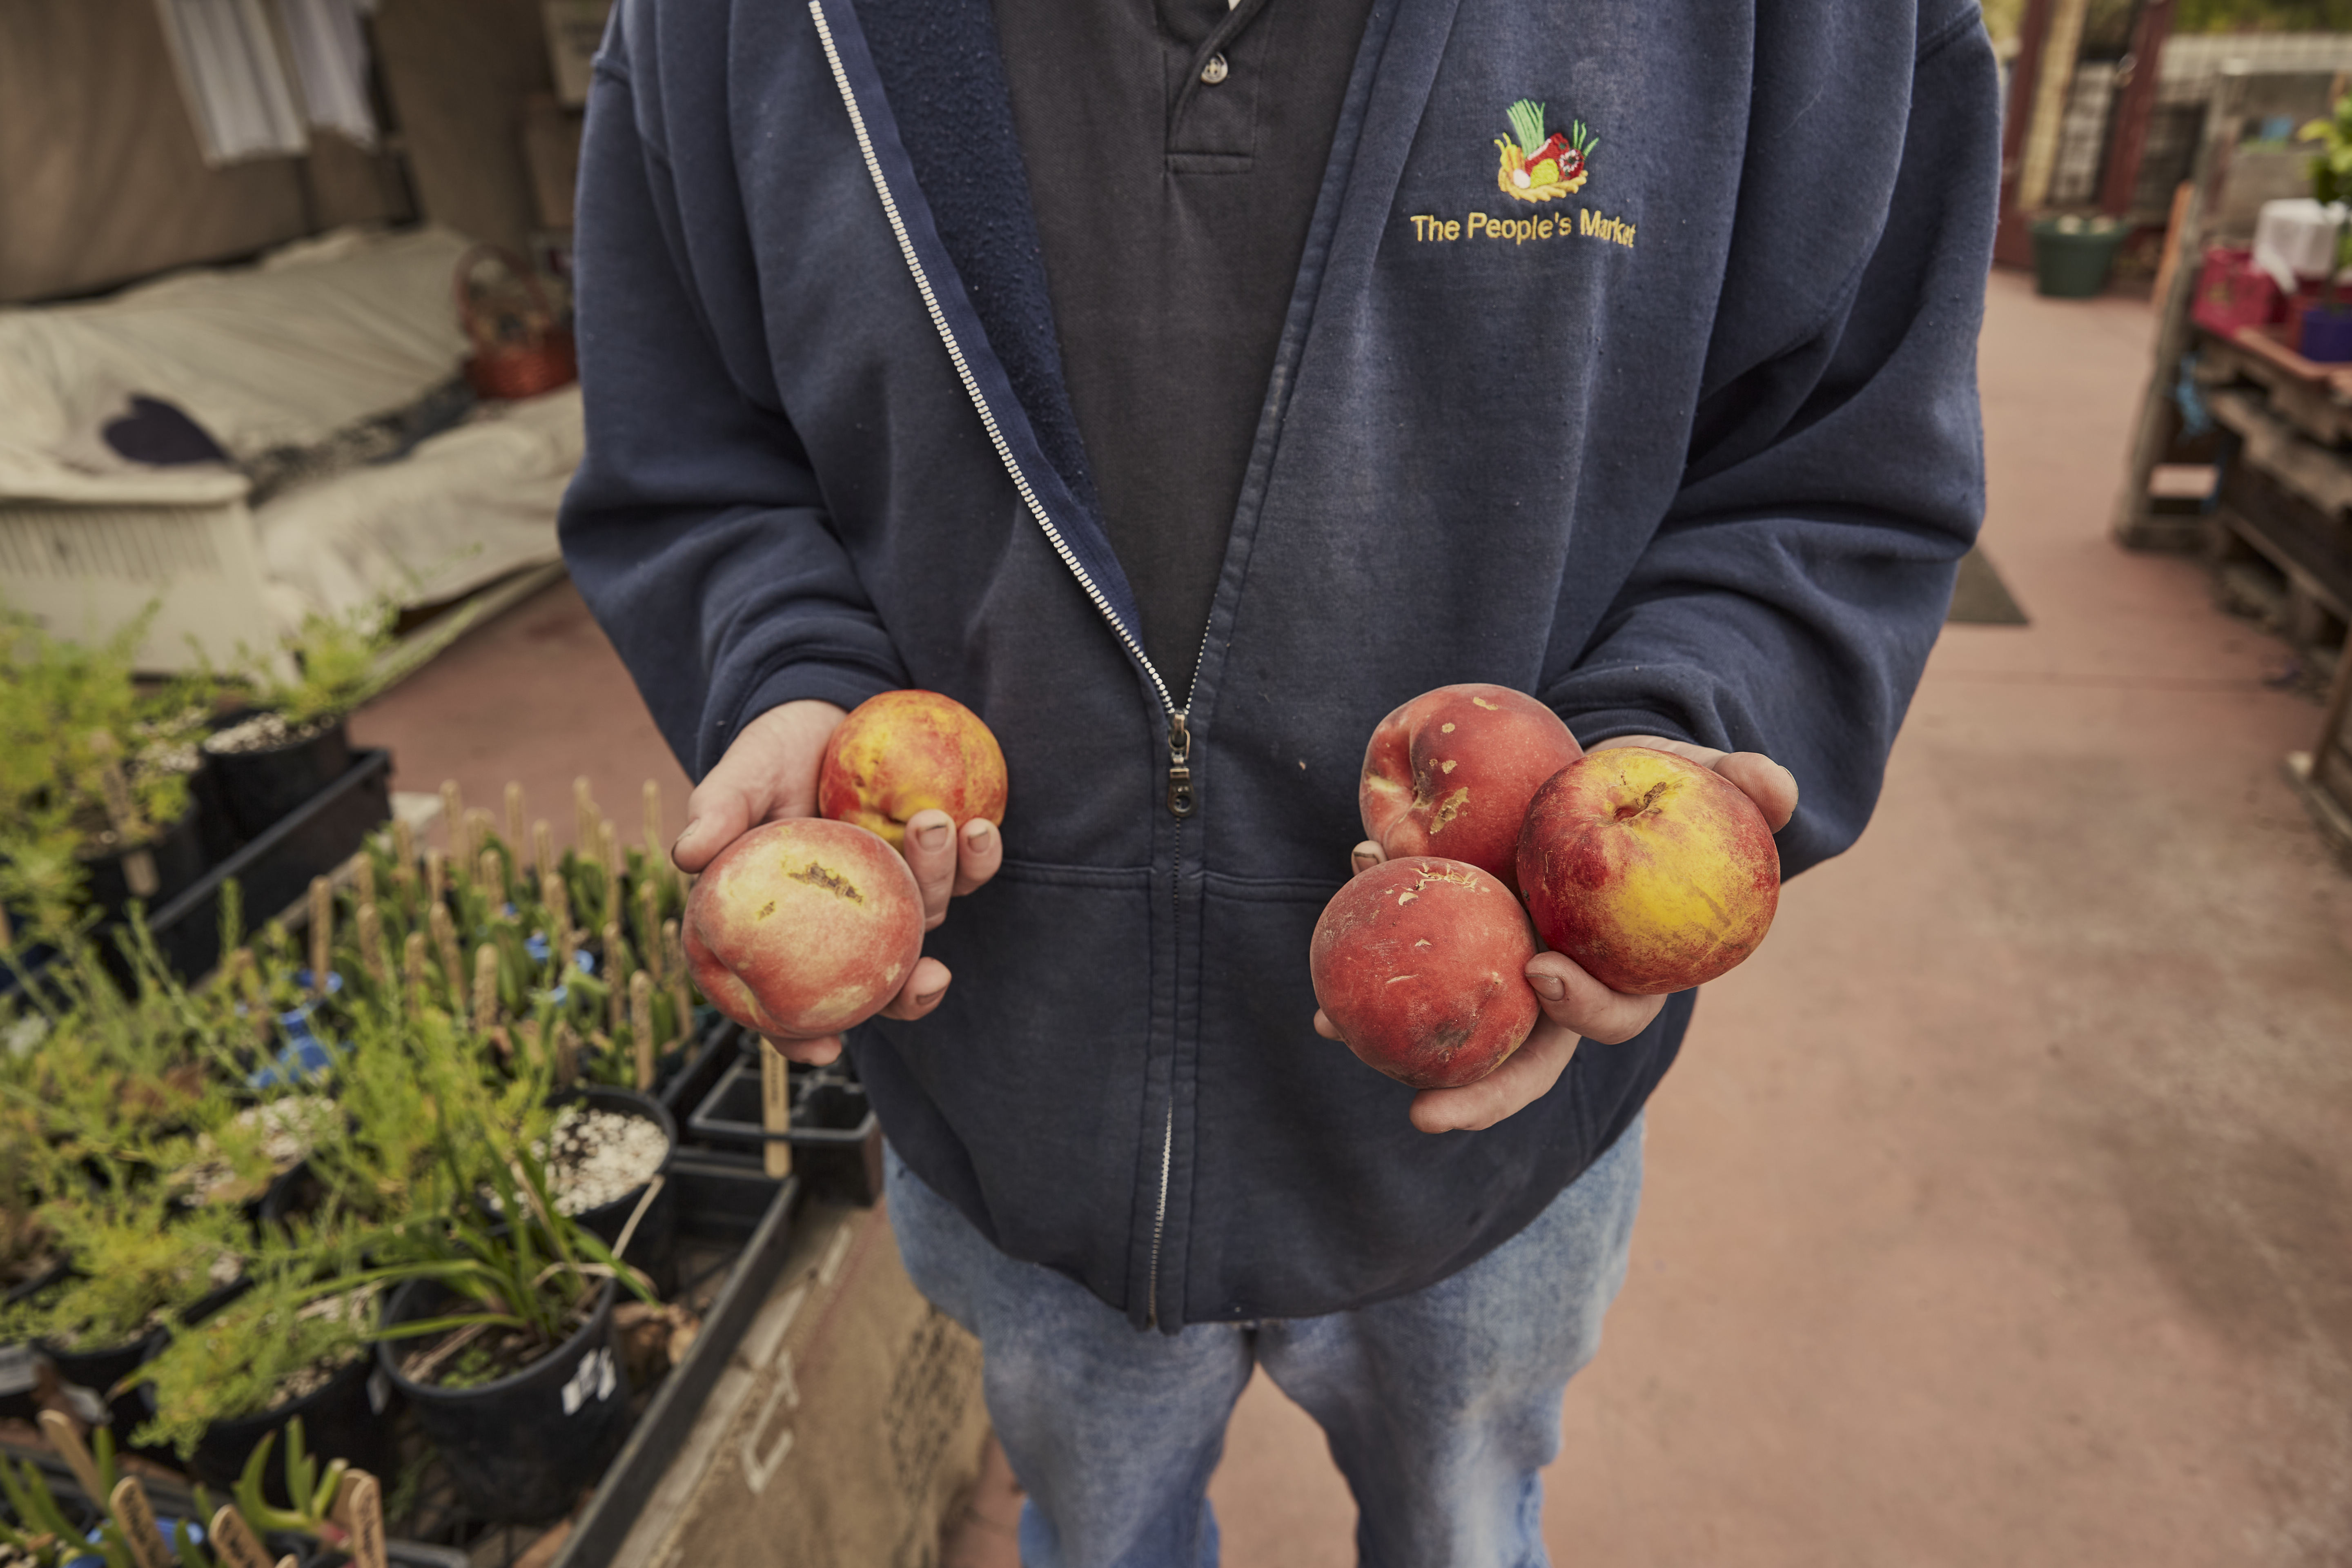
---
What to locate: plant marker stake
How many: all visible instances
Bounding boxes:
[404,931,428,1010]
[307,877,332,998]
[425,847,446,906]
[480,846,504,909]
[333,1470,387,1568]
[91,735,158,899]
[543,871,574,977]
[506,781,527,863]
[534,819,557,880]
[107,1477,169,1568]
[760,1040,794,1178]
[430,902,463,1010]
[573,777,597,850]
[36,1410,102,1500]
[664,920,695,1043]
[472,944,500,1034]
[598,817,624,928]
[603,923,626,1035]
[208,1504,272,1568]
[639,878,662,973]
[353,851,376,906]
[555,1021,582,1088]
[631,969,655,1089]
[392,815,416,879]
[357,901,385,985]
[440,778,465,847]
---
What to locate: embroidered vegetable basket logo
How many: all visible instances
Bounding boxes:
[1496,98,1596,203]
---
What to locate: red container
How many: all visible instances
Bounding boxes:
[454,245,577,402]
[2191,247,2282,338]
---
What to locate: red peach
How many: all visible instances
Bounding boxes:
[1358,684,1581,893]
[1515,747,1780,995]
[683,818,925,1038]
[1309,857,1541,1090]
[818,690,1008,851]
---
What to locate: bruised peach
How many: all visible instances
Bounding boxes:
[1310,857,1541,1090]
[1516,747,1779,995]
[817,690,1008,851]
[684,818,924,1038]
[1358,684,1581,893]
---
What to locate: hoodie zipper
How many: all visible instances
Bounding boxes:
[813,0,1203,1327]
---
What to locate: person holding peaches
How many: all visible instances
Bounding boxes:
[561,0,1994,1560]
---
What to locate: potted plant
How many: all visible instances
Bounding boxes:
[2297,94,2352,362]
[2028,212,2127,300]
[0,611,213,935]
[204,599,477,842]
[134,1236,397,1496]
[0,1192,248,1441]
[370,1125,657,1525]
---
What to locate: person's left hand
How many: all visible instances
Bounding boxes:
[1317,734,1797,1134]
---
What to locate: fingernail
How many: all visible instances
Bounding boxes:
[915,987,946,1007]
[915,821,949,851]
[1529,971,1565,1001]
[964,819,993,848]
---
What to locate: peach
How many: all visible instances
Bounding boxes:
[817,690,1008,850]
[1309,857,1541,1089]
[683,818,924,1038]
[1515,747,1780,995]
[1358,684,1581,893]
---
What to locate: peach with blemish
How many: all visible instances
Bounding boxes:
[818,690,1008,850]
[1310,856,1541,1089]
[1515,747,1780,995]
[1358,684,1581,893]
[684,818,925,1038]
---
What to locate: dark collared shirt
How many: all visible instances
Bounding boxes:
[993,0,1376,688]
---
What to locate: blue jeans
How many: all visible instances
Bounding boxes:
[885,1116,1642,1568]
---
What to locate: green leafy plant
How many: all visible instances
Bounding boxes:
[219,592,486,735]
[230,1419,351,1545]
[0,1191,245,1353]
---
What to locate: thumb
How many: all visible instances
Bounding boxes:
[674,786,753,873]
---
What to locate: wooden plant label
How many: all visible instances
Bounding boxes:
[426,847,447,905]
[404,931,428,1007]
[555,1021,582,1088]
[472,945,501,1033]
[392,814,416,873]
[534,819,558,879]
[642,778,664,858]
[480,847,505,906]
[603,923,626,1036]
[357,902,385,985]
[336,1471,387,1568]
[37,1409,102,1499]
[108,1477,169,1568]
[664,920,696,1046]
[631,970,656,1090]
[208,1504,273,1568]
[308,876,333,993]
[761,1039,794,1179]
[440,781,466,852]
[353,851,376,905]
[573,777,597,850]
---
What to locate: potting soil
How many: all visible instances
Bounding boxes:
[543,1106,669,1216]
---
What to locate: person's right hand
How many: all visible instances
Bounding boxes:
[673,698,1003,1064]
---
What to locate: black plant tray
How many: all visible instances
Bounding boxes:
[2,750,392,998]
[684,1025,884,1207]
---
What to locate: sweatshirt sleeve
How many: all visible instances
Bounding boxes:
[1541,8,1998,878]
[558,43,906,780]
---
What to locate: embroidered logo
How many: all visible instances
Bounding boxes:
[1496,99,1595,204]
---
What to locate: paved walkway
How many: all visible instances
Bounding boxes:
[356,269,2352,1566]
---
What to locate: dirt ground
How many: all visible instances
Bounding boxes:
[355,268,2352,1567]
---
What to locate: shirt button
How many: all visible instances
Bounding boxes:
[1200,53,1229,85]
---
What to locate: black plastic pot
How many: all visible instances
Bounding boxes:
[163,1340,399,1504]
[379,1275,629,1525]
[79,805,207,923]
[204,717,354,842]
[555,1087,679,1298]
[34,1276,248,1445]
[185,754,243,863]
[0,1258,67,1423]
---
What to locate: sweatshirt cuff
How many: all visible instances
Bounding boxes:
[1556,707,1702,751]
[711,660,902,769]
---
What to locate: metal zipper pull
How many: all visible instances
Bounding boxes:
[1166,712,1198,818]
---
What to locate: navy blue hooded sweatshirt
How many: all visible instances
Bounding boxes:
[560,0,1998,1330]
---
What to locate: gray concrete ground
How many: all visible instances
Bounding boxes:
[356,269,2352,1567]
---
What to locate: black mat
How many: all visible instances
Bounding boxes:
[1947,546,2029,625]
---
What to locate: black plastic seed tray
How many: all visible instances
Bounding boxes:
[685,1027,883,1207]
